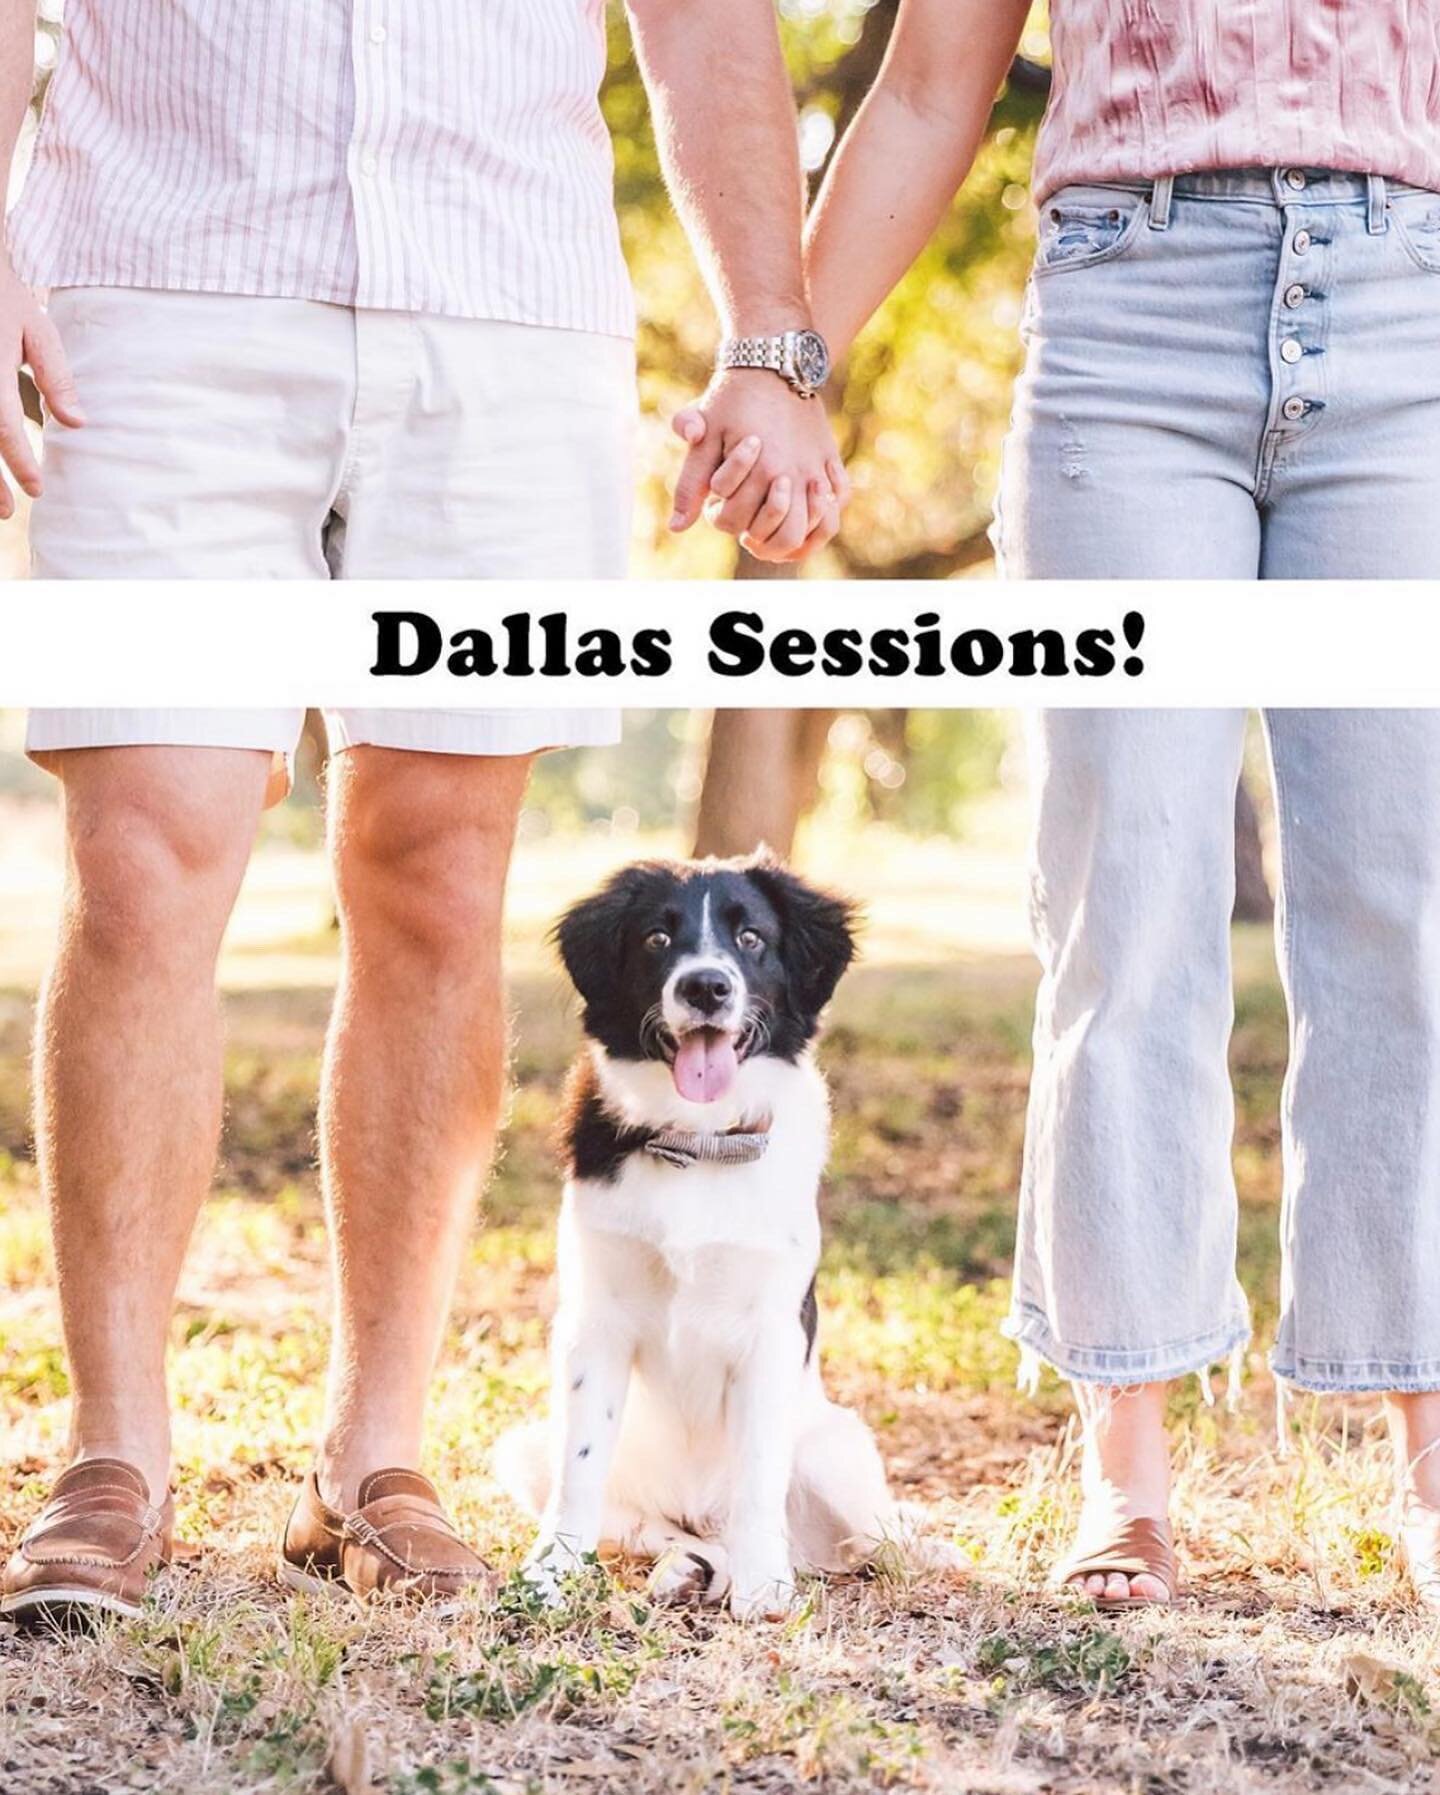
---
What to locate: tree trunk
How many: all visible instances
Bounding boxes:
[692,709,835,861]
[1233,774,1273,922]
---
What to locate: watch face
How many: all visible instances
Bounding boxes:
[793,330,831,390]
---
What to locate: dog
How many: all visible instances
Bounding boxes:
[494,853,957,1620]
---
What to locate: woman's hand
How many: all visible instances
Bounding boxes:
[0,260,84,521]
[669,374,849,563]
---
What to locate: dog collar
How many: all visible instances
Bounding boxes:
[643,1121,772,1170]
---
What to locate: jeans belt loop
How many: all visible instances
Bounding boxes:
[1148,174,1175,232]
[1368,172,1388,235]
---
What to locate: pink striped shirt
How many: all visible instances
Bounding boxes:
[1034,0,1440,204]
[8,0,636,339]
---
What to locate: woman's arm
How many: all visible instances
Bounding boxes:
[804,0,1031,358]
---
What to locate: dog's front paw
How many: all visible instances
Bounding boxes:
[520,1534,586,1607]
[726,1542,797,1622]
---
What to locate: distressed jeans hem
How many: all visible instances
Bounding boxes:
[1003,1302,1250,1386]
[1270,1350,1440,1395]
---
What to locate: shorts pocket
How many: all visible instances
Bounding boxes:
[1390,188,1440,274]
[1033,188,1150,277]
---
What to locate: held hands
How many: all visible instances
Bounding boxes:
[669,369,849,563]
[0,261,84,521]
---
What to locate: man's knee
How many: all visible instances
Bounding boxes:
[57,749,264,962]
[333,751,531,963]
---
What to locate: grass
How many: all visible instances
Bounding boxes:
[2,817,1439,1792]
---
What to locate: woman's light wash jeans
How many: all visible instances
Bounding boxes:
[1007,710,1440,1394]
[995,168,1440,576]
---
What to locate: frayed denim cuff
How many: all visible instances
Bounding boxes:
[1270,1349,1440,1395]
[1002,1300,1251,1390]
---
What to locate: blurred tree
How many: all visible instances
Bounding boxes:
[690,707,1009,861]
[1234,769,1274,922]
[692,709,834,858]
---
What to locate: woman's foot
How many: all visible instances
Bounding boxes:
[1058,1380,1174,1605]
[1386,1391,1440,1612]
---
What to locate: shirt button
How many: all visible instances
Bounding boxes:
[1284,283,1306,309]
[1282,396,1307,421]
[1284,168,1308,191]
[1292,229,1312,255]
[360,153,379,177]
[369,23,387,42]
[1280,337,1304,364]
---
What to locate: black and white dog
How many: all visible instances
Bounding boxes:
[495,854,955,1620]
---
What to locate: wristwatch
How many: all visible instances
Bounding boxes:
[717,328,832,400]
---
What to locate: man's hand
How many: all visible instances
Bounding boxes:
[669,371,849,564]
[0,261,83,521]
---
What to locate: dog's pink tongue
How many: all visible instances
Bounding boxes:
[671,1028,738,1103]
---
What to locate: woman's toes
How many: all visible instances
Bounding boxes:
[1129,1571,1170,1603]
[1084,1573,1108,1598]
[1103,1571,1131,1602]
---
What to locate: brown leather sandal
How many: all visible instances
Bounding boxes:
[1051,1516,1178,1607]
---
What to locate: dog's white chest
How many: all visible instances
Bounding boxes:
[571,1154,817,1259]
[569,1053,831,1258]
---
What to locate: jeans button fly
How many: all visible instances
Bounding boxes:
[1282,396,1307,421]
[1284,283,1306,309]
[1293,229,1312,254]
[1284,168,1308,191]
[1280,338,1304,364]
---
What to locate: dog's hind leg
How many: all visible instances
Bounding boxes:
[786,1401,896,1573]
[787,1401,960,1576]
[494,1427,729,1596]
[492,1421,550,1517]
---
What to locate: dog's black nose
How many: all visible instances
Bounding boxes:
[676,969,734,1016]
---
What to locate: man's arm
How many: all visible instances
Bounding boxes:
[804,0,1030,358]
[0,2,83,522]
[627,0,844,562]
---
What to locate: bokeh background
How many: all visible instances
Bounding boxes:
[3,1,1055,580]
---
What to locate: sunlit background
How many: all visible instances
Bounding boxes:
[2,1,1054,581]
[0,707,1033,986]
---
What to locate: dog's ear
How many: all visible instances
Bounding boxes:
[553,863,654,1006]
[745,855,859,1020]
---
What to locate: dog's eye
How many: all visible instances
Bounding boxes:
[737,928,765,953]
[644,929,671,951]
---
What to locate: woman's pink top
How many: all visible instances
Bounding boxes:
[1033,0,1440,203]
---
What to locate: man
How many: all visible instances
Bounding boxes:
[0,0,844,1622]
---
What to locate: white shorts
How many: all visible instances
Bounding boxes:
[27,288,632,790]
[25,707,621,806]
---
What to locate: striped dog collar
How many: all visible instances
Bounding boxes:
[643,1123,772,1170]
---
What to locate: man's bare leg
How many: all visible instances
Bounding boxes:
[315,748,532,1507]
[33,747,270,1499]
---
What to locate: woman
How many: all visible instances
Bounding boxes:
[686,2,1440,1608]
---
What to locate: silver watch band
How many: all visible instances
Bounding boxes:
[719,336,787,376]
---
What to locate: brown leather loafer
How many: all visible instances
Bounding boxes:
[279,1468,494,1606]
[1,1459,174,1626]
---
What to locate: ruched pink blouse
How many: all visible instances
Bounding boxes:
[1032,0,1440,203]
